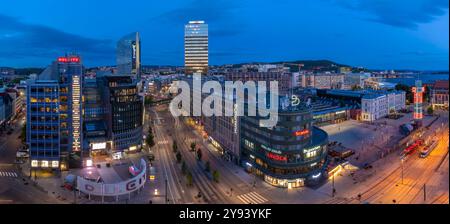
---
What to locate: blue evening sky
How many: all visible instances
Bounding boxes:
[0,0,448,70]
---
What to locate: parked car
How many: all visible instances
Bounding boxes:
[16,151,29,158]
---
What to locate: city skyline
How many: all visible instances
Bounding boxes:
[0,0,448,70]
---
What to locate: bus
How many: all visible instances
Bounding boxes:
[419,140,438,158]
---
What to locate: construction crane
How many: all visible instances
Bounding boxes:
[282,63,304,72]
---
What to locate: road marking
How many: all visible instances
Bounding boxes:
[237,192,268,204]
[0,171,18,178]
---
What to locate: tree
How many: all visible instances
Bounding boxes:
[186,171,193,186]
[196,148,202,161]
[204,161,210,172]
[144,95,154,105]
[427,106,434,115]
[181,161,187,175]
[176,151,182,163]
[212,170,220,183]
[351,85,362,91]
[173,141,178,153]
[148,125,153,134]
[395,84,413,103]
[20,122,26,143]
[146,132,155,148]
[190,142,196,152]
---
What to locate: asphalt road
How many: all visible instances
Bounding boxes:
[342,113,449,204]
[0,113,60,204]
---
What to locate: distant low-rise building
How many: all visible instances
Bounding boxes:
[431,80,449,109]
[300,73,344,89]
[224,71,293,94]
[361,91,406,122]
[0,87,13,128]
[343,73,371,89]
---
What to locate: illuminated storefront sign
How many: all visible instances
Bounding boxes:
[412,80,424,120]
[266,152,287,162]
[304,146,321,159]
[294,129,309,136]
[58,56,80,63]
[91,142,106,150]
[31,160,38,167]
[72,75,81,152]
[261,144,282,154]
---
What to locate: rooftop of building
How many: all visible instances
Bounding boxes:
[434,80,449,90]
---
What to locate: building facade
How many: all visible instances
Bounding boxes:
[117,32,141,80]
[343,73,371,89]
[300,73,344,89]
[224,72,292,94]
[0,87,13,128]
[361,90,405,122]
[99,76,143,153]
[185,21,208,75]
[26,55,83,170]
[240,97,329,188]
[431,80,449,109]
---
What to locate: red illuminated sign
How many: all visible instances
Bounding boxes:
[57,56,80,63]
[266,152,287,162]
[294,129,309,136]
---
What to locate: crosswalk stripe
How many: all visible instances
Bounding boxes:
[248,192,267,203]
[237,195,251,204]
[248,193,266,204]
[0,171,17,177]
[237,192,267,204]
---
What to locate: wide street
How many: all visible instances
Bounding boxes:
[0,113,61,204]
[323,111,449,204]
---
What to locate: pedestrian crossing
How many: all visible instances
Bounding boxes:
[0,171,18,178]
[237,192,268,204]
[158,140,169,145]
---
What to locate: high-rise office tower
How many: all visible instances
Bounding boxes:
[185,21,208,75]
[99,76,143,154]
[117,32,141,80]
[27,55,83,170]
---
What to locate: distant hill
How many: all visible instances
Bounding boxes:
[14,68,44,76]
[229,59,359,72]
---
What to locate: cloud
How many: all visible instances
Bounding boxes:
[149,0,244,37]
[330,0,449,29]
[0,14,114,63]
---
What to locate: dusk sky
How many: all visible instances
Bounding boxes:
[0,0,448,70]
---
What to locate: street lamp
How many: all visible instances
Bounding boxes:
[401,158,404,184]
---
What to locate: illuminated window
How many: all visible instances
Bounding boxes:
[244,139,254,149]
[31,160,38,167]
[41,161,49,168]
[304,146,321,159]
[52,161,59,168]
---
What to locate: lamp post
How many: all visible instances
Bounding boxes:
[165,178,168,204]
[332,174,336,197]
[401,158,404,184]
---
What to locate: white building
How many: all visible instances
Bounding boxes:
[361,91,406,122]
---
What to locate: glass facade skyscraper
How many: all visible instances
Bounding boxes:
[117,32,141,80]
[185,21,208,75]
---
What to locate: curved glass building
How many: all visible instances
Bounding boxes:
[240,98,329,188]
